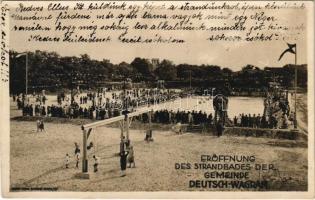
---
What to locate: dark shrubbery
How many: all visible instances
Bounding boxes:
[10,50,307,94]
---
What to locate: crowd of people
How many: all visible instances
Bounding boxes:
[15,89,182,120]
[232,113,293,129]
[231,88,294,129]
[14,87,295,131]
[146,109,293,130]
[139,109,213,125]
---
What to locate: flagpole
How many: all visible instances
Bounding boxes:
[26,53,28,95]
[294,45,297,129]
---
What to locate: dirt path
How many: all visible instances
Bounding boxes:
[10,120,307,191]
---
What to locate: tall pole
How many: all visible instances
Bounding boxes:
[189,70,192,90]
[120,120,124,140]
[82,129,88,172]
[120,120,125,154]
[294,45,297,129]
[149,110,152,131]
[126,116,129,141]
[70,71,75,106]
[25,53,28,95]
[123,77,129,140]
[122,77,127,111]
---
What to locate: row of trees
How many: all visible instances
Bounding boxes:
[9,50,307,94]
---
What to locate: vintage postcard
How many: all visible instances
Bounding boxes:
[0,0,314,198]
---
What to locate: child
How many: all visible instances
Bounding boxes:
[171,123,182,135]
[65,154,70,168]
[39,119,45,132]
[120,136,129,152]
[93,155,100,173]
[87,142,94,150]
[128,146,135,168]
[75,150,80,168]
[74,143,80,155]
[119,150,129,177]
[36,119,41,132]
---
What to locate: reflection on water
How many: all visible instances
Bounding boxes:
[153,96,264,118]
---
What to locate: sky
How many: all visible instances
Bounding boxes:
[8,1,312,70]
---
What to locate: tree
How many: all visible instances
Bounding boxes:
[177,64,192,80]
[241,64,257,72]
[130,57,154,79]
[9,50,307,93]
[10,50,26,94]
[222,68,233,76]
[204,65,222,80]
[117,62,134,78]
[154,59,177,80]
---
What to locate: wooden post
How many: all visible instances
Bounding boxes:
[294,45,298,129]
[120,120,125,153]
[25,53,28,95]
[149,111,152,130]
[120,120,124,140]
[126,116,129,140]
[82,129,88,173]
